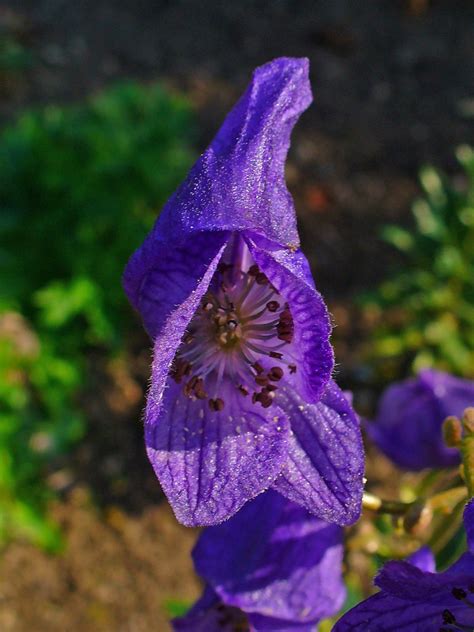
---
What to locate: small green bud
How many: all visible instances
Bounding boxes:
[462,408,474,435]
[443,415,462,448]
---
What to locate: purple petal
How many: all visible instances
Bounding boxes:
[370,369,474,471]
[193,490,345,625]
[375,560,443,600]
[272,381,364,525]
[333,592,474,631]
[247,235,333,403]
[464,498,474,552]
[153,58,311,249]
[376,552,474,600]
[407,546,436,573]
[123,230,229,339]
[146,381,290,526]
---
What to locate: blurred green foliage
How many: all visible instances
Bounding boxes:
[0,34,32,73]
[0,81,195,548]
[364,146,474,379]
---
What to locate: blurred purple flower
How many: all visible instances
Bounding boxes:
[369,369,474,470]
[173,489,346,632]
[123,57,364,526]
[334,499,474,631]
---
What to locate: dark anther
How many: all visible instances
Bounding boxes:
[170,359,191,383]
[209,398,225,412]
[268,366,283,381]
[254,389,273,408]
[194,379,207,400]
[270,351,283,359]
[255,374,270,387]
[253,362,264,375]
[184,375,198,396]
[248,264,260,276]
[442,609,456,624]
[238,385,249,397]
[288,364,297,374]
[266,300,280,312]
[184,376,207,400]
[217,262,233,273]
[452,587,467,600]
[255,272,268,285]
[277,308,294,343]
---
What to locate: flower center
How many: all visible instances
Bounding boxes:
[170,260,295,412]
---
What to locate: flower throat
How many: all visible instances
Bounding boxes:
[170,249,295,412]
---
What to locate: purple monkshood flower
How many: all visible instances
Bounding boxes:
[123,57,364,526]
[368,369,474,471]
[173,489,346,632]
[334,498,474,632]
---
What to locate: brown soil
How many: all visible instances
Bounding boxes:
[0,490,200,632]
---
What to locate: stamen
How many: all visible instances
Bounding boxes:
[451,586,474,609]
[209,398,225,412]
[269,367,283,381]
[440,604,474,631]
[442,610,456,625]
[266,300,280,312]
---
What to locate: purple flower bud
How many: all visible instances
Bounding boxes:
[369,369,474,470]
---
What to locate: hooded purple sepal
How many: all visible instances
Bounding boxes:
[152,57,311,248]
[333,499,474,631]
[175,490,345,631]
[369,369,474,470]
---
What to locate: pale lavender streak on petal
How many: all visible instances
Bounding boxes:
[146,382,290,526]
[272,380,364,526]
[333,592,474,632]
[407,546,436,573]
[153,58,312,248]
[246,237,333,404]
[194,490,345,624]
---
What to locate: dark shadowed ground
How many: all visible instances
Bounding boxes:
[1,1,474,630]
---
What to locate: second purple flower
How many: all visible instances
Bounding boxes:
[123,57,364,527]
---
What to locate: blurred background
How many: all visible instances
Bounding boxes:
[0,1,473,630]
